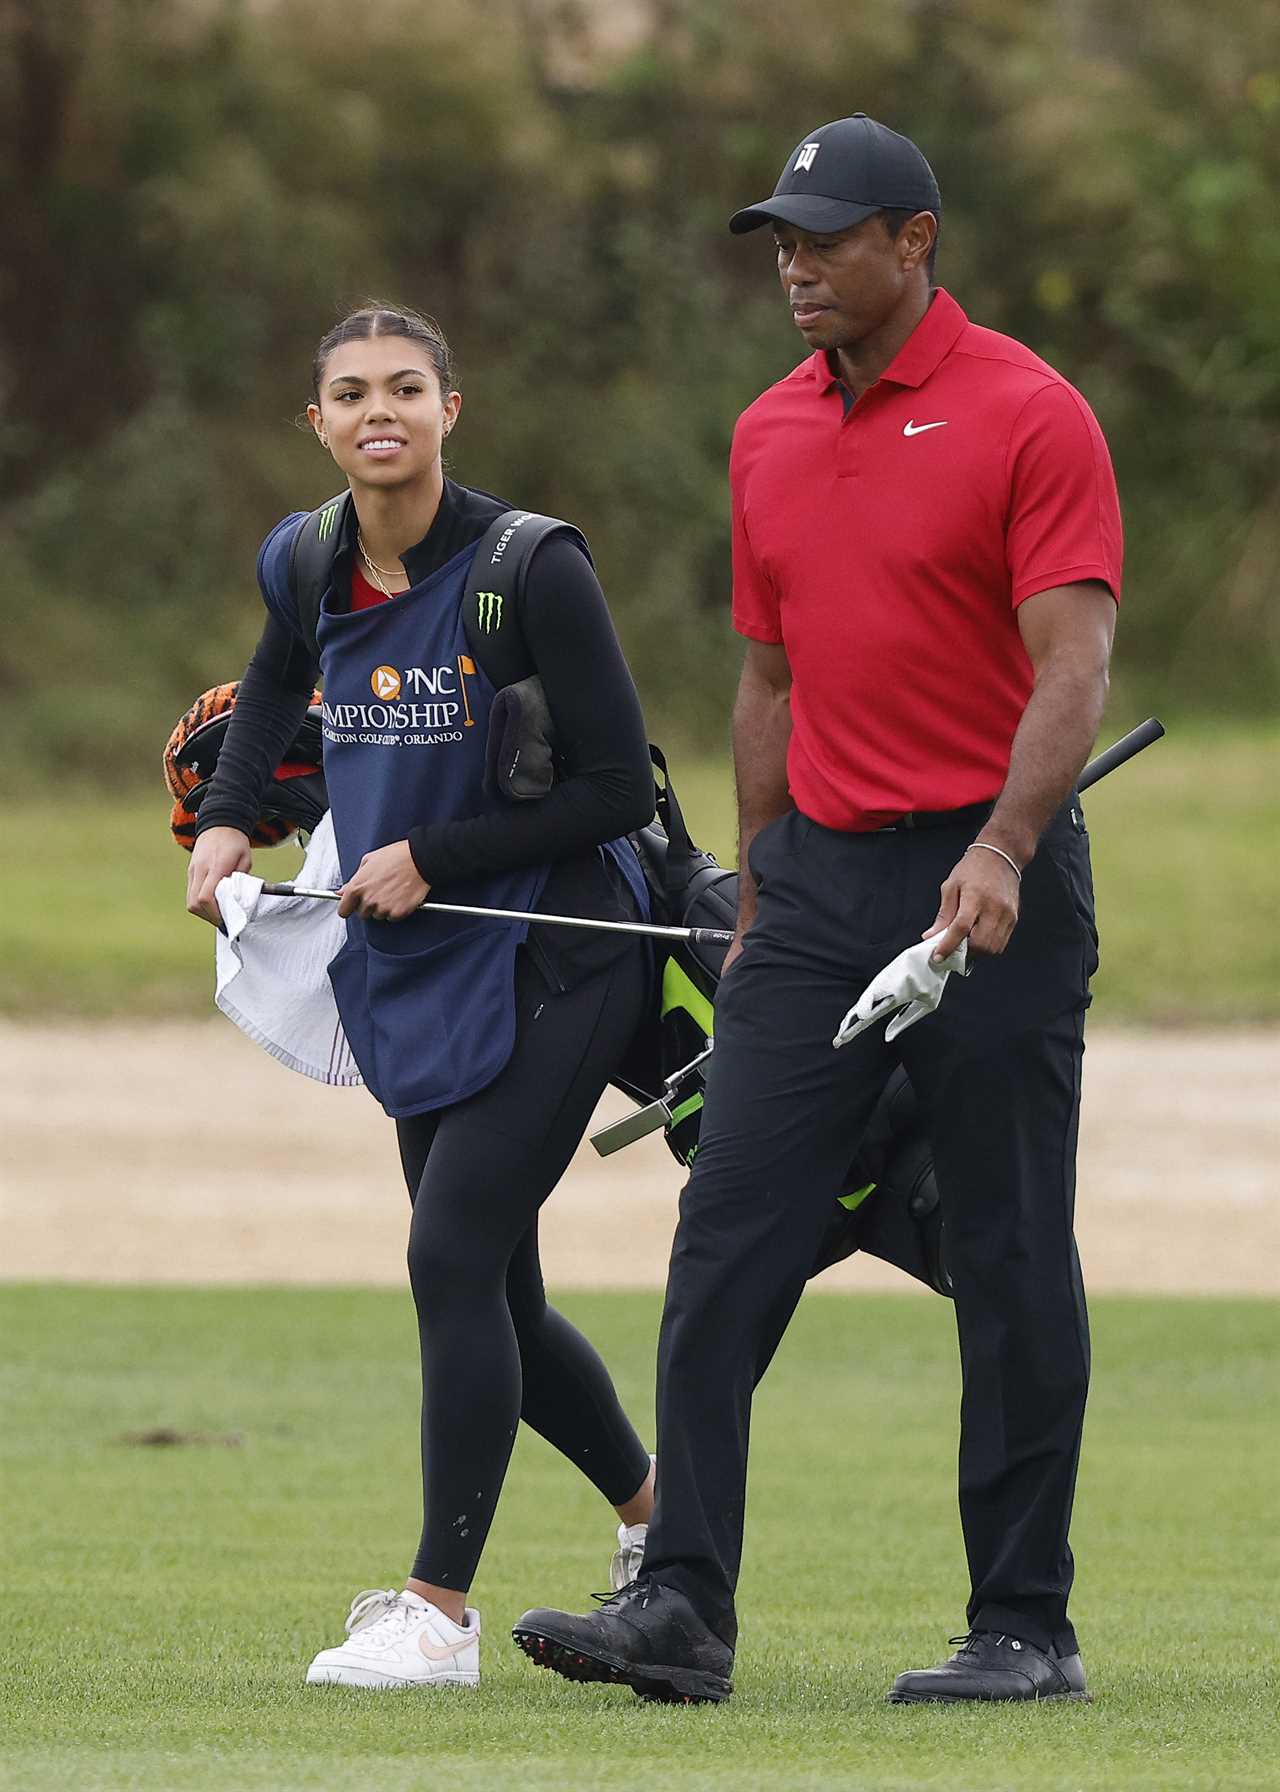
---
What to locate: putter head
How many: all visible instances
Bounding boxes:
[590,1096,672,1157]
[589,1045,714,1159]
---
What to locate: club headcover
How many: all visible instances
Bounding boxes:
[483,675,557,801]
[164,682,326,850]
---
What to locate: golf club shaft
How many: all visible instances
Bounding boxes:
[1078,717,1164,792]
[258,883,733,948]
[262,721,1161,949]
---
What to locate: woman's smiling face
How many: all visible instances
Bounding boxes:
[307,333,461,489]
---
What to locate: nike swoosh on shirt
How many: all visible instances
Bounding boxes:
[903,419,949,436]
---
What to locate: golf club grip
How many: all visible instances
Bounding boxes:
[1078,717,1164,793]
[691,928,735,947]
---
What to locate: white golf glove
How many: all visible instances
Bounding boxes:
[833,934,971,1048]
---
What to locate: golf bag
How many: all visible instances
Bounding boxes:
[613,750,952,1298]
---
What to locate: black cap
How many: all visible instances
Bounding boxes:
[729,113,941,236]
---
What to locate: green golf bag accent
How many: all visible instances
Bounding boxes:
[618,750,952,1299]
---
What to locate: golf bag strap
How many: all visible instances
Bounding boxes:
[289,490,353,660]
[285,497,589,687]
[649,742,697,902]
[460,510,591,688]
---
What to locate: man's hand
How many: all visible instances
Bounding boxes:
[924,846,1021,960]
[338,841,430,921]
[721,930,748,976]
[186,827,253,925]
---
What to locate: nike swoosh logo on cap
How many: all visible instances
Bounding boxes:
[903,419,948,436]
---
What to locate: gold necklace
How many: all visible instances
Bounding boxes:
[357,532,408,598]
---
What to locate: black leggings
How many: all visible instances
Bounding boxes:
[396,941,653,1590]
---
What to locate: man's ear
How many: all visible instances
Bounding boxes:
[901,211,936,272]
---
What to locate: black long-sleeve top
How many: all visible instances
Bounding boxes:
[196,480,656,978]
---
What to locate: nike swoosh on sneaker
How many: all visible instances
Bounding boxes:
[418,1630,473,1662]
[903,419,949,436]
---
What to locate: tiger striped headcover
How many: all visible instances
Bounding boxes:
[163,682,323,851]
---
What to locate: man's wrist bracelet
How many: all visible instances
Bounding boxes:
[965,841,1023,882]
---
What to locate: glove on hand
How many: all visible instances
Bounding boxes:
[833,935,971,1048]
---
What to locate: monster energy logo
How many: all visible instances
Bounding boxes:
[476,591,504,632]
[316,501,342,542]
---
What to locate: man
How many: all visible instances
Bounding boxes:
[515,113,1120,1705]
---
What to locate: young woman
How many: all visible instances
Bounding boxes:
[186,303,657,1690]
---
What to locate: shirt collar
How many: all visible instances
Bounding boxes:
[402,478,463,585]
[326,478,463,593]
[814,287,968,394]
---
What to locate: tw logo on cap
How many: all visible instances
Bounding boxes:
[793,142,821,173]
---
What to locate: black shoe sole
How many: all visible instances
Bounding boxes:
[886,1688,1092,1704]
[511,1625,732,1705]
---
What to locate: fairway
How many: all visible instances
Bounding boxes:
[3,1287,1276,1791]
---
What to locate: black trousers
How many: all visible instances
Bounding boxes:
[396,940,653,1590]
[642,804,1098,1657]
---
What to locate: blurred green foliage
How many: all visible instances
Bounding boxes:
[2,0,1278,784]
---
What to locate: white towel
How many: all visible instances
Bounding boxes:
[214,813,364,1087]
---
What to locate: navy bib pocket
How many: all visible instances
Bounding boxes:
[328,922,521,1116]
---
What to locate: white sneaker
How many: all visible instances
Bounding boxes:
[610,1522,648,1592]
[305,1588,480,1689]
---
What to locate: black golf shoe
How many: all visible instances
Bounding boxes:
[512,1578,734,1704]
[888,1630,1090,1703]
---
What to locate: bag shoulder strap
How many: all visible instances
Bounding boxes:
[287,490,351,659]
[648,743,697,897]
[285,498,588,683]
[626,743,713,927]
[461,510,590,688]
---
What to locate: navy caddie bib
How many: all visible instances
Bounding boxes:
[316,544,550,1117]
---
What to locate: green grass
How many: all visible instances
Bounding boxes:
[2,1287,1277,1790]
[1,718,1276,1022]
[0,808,305,1019]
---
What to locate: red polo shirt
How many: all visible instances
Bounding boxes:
[731,288,1123,831]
